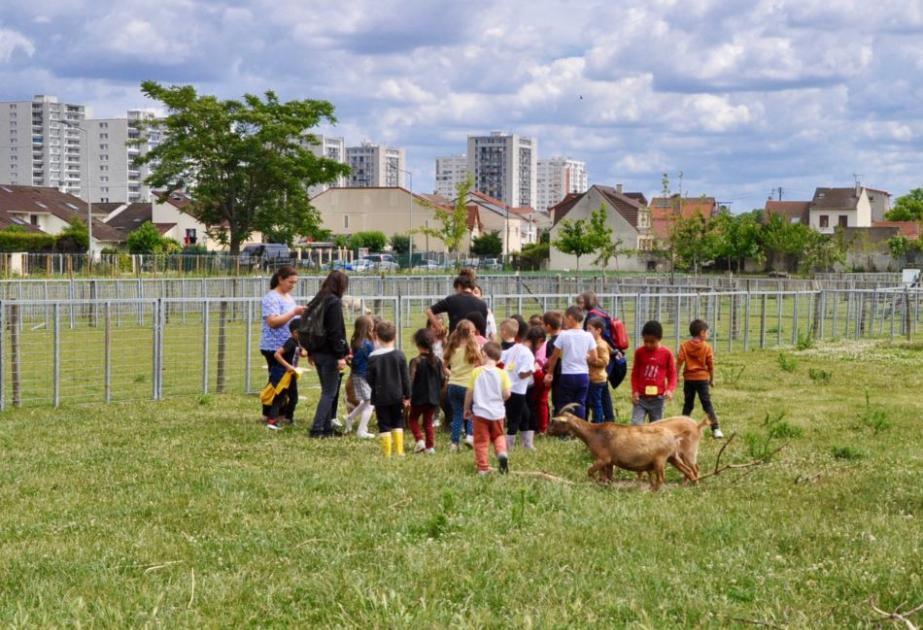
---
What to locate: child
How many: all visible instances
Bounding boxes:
[408,328,444,454]
[542,311,563,414]
[630,320,677,424]
[426,315,447,358]
[344,315,376,438]
[677,319,723,438]
[525,325,550,433]
[586,317,613,423]
[528,314,544,327]
[261,319,303,430]
[499,319,536,449]
[465,311,489,348]
[367,321,411,457]
[544,306,597,419]
[444,320,482,451]
[464,342,511,474]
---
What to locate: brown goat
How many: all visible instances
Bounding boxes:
[548,406,695,491]
[648,416,710,482]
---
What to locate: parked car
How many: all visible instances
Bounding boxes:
[348,258,374,272]
[461,258,480,268]
[362,253,400,271]
[238,243,292,269]
[481,257,503,271]
[413,259,441,271]
[326,259,350,271]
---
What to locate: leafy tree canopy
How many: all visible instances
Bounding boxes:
[471,230,503,257]
[885,188,923,222]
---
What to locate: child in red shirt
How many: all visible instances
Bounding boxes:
[630,320,677,424]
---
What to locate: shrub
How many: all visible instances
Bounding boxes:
[513,242,549,271]
[348,231,387,252]
[808,368,832,385]
[471,231,503,257]
[128,222,170,254]
[777,353,798,373]
[390,234,410,255]
[796,330,815,350]
[0,230,56,253]
[720,365,746,386]
[831,446,865,461]
[768,420,804,440]
[855,391,891,434]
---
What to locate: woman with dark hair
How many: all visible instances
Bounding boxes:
[260,266,305,423]
[305,270,350,438]
[425,273,488,334]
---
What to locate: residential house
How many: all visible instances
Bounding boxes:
[310,187,479,255]
[463,191,530,256]
[764,200,810,225]
[0,184,125,253]
[548,184,654,272]
[649,194,717,243]
[809,187,872,234]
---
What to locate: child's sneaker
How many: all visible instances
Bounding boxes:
[477,469,490,476]
[414,439,426,453]
[449,443,460,452]
[265,420,281,431]
[424,448,436,455]
[712,428,725,439]
[498,454,509,474]
[356,431,376,440]
[464,435,474,449]
[331,417,343,429]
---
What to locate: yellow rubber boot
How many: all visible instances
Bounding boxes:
[379,432,393,457]
[392,429,405,456]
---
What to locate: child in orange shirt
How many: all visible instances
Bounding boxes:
[677,319,723,438]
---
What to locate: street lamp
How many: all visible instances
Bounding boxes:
[398,168,413,269]
[61,119,92,259]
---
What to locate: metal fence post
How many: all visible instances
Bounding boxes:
[673,296,681,353]
[104,302,112,403]
[202,302,210,394]
[152,300,159,401]
[791,293,799,346]
[776,292,783,347]
[53,303,60,407]
[760,292,767,349]
[245,299,253,394]
[905,288,912,341]
[744,292,751,352]
[0,301,4,411]
[634,294,642,348]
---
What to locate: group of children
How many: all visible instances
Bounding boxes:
[261,303,724,474]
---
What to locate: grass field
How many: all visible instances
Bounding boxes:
[1,338,922,627]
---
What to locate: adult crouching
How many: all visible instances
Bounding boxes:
[305,270,350,438]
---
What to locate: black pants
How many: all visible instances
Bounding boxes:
[682,380,719,426]
[505,392,534,435]
[375,402,405,433]
[310,352,343,436]
[269,377,298,421]
[261,350,278,417]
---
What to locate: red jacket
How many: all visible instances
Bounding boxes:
[631,345,677,397]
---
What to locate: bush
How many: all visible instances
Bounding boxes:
[348,231,387,252]
[796,331,815,351]
[471,231,503,257]
[855,391,891,434]
[831,446,865,461]
[390,234,410,255]
[127,222,168,254]
[777,353,798,373]
[513,242,549,271]
[0,230,56,253]
[808,368,832,385]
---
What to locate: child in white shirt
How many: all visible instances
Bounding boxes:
[499,318,536,449]
[543,305,598,419]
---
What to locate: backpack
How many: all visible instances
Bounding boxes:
[588,307,630,351]
[298,296,329,353]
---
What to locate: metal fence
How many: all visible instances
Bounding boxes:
[1,286,920,410]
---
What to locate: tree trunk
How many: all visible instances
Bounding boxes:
[230,231,241,256]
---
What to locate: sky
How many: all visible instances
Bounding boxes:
[1,0,922,210]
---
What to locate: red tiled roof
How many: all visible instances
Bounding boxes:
[649,195,717,239]
[765,200,810,225]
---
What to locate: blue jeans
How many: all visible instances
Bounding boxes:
[587,381,611,423]
[447,384,471,444]
[557,373,590,419]
[310,352,341,436]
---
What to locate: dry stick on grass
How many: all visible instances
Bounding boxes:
[697,433,787,481]
[143,560,184,574]
[188,568,196,609]
[510,471,575,485]
[869,598,923,630]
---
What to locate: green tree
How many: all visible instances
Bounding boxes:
[800,230,845,273]
[135,81,350,254]
[348,231,387,252]
[513,241,549,271]
[127,221,172,254]
[471,230,503,257]
[417,176,473,261]
[553,218,595,272]
[390,234,410,255]
[885,188,923,222]
[55,219,90,253]
[760,214,811,272]
[672,213,719,272]
[586,205,626,272]
[712,209,764,272]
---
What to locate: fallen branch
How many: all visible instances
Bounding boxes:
[188,568,196,609]
[510,470,575,485]
[869,598,923,630]
[697,433,786,481]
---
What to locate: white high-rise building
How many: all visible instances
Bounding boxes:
[304,135,347,198]
[434,154,467,198]
[537,157,588,213]
[0,95,85,195]
[84,110,163,203]
[346,142,406,188]
[467,132,537,208]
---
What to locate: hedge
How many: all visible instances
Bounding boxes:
[0,231,57,253]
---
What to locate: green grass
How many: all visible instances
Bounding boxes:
[1,340,922,627]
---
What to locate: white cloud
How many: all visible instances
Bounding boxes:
[0,28,35,61]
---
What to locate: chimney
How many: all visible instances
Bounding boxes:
[616,183,623,194]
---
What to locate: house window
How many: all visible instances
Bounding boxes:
[344,215,349,229]
[838,215,848,228]
[30,214,39,225]
[185,228,197,245]
[819,215,829,228]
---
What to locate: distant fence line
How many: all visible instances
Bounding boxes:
[0,287,919,410]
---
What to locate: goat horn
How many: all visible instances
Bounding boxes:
[558,403,581,414]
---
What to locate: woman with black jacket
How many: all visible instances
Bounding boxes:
[305,270,349,438]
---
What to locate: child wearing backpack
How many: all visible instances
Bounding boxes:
[586,317,613,423]
[677,319,723,438]
[367,321,411,457]
[408,328,444,454]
